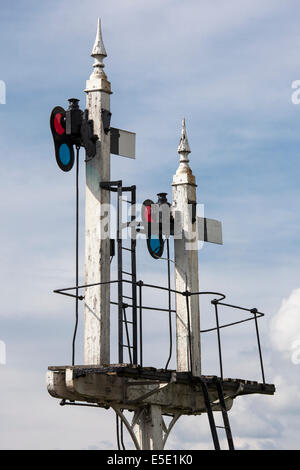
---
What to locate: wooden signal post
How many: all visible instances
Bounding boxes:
[84,18,111,366]
[47,19,275,450]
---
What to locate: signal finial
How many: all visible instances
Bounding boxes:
[90,18,107,78]
[178,118,191,163]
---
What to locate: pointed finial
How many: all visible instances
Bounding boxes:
[178,118,191,163]
[173,118,195,184]
[92,18,107,59]
[90,18,107,79]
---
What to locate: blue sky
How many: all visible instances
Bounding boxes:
[0,0,300,449]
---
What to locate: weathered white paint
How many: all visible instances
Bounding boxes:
[111,128,136,159]
[113,406,181,451]
[46,370,79,402]
[113,406,142,450]
[84,18,112,365]
[172,119,201,376]
[132,406,163,450]
[46,368,235,414]
[197,217,223,244]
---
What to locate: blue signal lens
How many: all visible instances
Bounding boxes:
[59,144,71,166]
[149,237,161,254]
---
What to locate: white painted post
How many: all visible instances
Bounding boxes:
[84,19,112,365]
[172,119,201,376]
[133,405,163,450]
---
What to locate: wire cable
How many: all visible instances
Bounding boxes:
[185,293,193,374]
[165,239,173,370]
[120,414,126,450]
[116,413,121,450]
[72,145,80,366]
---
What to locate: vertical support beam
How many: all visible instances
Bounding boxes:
[133,405,163,450]
[130,185,138,365]
[84,19,112,365]
[117,182,123,363]
[172,119,201,376]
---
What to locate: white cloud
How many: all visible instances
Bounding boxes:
[261,374,300,414]
[270,288,300,357]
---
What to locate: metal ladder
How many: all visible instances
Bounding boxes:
[100,180,138,365]
[200,377,235,450]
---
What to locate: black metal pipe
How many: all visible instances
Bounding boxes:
[55,279,227,303]
[110,301,176,314]
[120,418,126,450]
[253,309,266,384]
[60,400,102,409]
[185,293,193,374]
[191,292,226,301]
[138,281,143,367]
[72,146,80,366]
[165,239,173,370]
[200,314,264,333]
[200,380,221,450]
[117,182,123,364]
[130,186,138,365]
[55,291,83,300]
[116,414,121,450]
[214,302,223,380]
[216,301,264,315]
[54,279,119,294]
[123,306,133,364]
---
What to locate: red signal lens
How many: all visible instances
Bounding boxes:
[54,113,65,135]
[144,205,153,223]
[50,106,74,172]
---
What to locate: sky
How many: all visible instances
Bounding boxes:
[0,0,300,450]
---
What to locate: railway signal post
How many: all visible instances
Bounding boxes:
[47,19,275,451]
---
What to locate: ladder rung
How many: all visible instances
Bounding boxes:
[200,380,221,450]
[122,198,132,203]
[122,319,134,325]
[215,378,235,450]
[100,181,121,192]
[123,295,133,300]
[122,247,134,252]
[122,271,133,276]
[122,185,135,192]
[120,344,134,349]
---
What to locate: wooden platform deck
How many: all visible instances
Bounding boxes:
[47,364,275,416]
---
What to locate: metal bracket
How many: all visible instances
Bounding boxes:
[101,108,112,134]
[112,405,182,450]
[112,406,141,450]
[162,413,182,448]
[188,199,197,224]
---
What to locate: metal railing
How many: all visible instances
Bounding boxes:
[54,279,266,384]
[200,296,265,383]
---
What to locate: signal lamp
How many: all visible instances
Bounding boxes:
[142,199,165,259]
[50,106,75,172]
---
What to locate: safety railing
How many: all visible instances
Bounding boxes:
[199,296,265,383]
[54,279,266,384]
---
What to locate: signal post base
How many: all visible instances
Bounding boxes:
[47,364,275,450]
